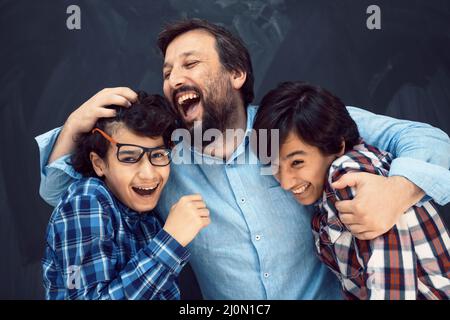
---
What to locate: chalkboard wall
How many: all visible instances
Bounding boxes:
[1,0,449,299]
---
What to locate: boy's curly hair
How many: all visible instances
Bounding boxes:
[71,91,178,177]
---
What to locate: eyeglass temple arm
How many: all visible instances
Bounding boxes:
[92,128,118,144]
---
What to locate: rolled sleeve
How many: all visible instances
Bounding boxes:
[389,157,450,206]
[35,127,81,206]
[348,106,450,206]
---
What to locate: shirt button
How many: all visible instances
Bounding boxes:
[264,272,270,278]
[255,235,261,241]
[240,197,246,203]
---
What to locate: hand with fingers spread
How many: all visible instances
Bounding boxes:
[332,172,425,240]
[163,194,211,247]
[48,87,138,164]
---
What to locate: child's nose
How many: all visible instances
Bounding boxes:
[278,168,296,191]
[137,156,158,179]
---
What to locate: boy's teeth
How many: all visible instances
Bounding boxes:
[136,185,157,190]
[292,184,309,194]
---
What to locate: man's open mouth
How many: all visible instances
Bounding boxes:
[175,90,201,119]
[132,184,159,197]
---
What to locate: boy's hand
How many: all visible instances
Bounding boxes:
[48,87,137,164]
[163,194,210,247]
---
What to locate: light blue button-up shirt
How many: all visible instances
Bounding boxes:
[35,105,450,299]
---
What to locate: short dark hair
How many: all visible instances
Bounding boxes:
[71,91,178,177]
[253,81,360,158]
[157,18,254,107]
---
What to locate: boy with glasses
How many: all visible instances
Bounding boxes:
[42,92,210,300]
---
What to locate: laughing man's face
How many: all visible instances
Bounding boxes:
[162,29,242,134]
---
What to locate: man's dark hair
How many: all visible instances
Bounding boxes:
[157,18,254,107]
[253,81,360,158]
[71,91,178,177]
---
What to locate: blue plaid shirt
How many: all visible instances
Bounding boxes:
[42,177,190,300]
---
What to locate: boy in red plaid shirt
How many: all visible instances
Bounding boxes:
[253,81,450,299]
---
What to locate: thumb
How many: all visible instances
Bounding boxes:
[332,172,360,190]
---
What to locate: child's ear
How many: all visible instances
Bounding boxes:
[338,140,346,157]
[230,69,247,90]
[90,152,106,177]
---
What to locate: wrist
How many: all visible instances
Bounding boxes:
[47,118,79,165]
[62,116,81,140]
[389,175,425,209]
[163,225,187,247]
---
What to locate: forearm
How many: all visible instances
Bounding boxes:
[348,106,450,205]
[74,230,189,300]
[82,260,178,300]
[387,176,425,214]
[348,106,450,167]
[35,127,82,206]
[48,121,79,165]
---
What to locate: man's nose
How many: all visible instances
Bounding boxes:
[168,67,186,90]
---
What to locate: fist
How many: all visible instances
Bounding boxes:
[163,194,210,247]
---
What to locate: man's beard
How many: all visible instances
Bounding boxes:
[182,75,241,148]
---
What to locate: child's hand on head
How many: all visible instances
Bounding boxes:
[163,194,210,247]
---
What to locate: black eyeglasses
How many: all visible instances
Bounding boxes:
[92,128,171,167]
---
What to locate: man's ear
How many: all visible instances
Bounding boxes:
[230,69,247,90]
[90,152,106,177]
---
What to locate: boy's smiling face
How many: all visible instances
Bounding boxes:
[91,126,170,213]
[274,132,342,205]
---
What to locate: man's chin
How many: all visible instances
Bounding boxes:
[184,116,204,129]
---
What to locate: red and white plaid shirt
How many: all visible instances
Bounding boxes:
[312,140,450,300]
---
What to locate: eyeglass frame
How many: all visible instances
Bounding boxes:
[91,128,172,167]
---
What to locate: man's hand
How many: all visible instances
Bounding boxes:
[65,87,137,135]
[163,194,211,247]
[48,87,137,164]
[332,172,425,240]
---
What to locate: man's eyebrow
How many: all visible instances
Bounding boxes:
[163,51,200,69]
[284,150,307,159]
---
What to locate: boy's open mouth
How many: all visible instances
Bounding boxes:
[292,183,311,195]
[132,184,159,197]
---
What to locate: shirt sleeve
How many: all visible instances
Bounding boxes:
[347,106,450,206]
[329,161,419,299]
[45,194,190,300]
[35,127,82,207]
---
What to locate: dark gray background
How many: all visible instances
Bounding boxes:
[0,0,449,299]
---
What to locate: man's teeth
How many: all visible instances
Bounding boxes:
[177,92,199,106]
[292,184,310,194]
